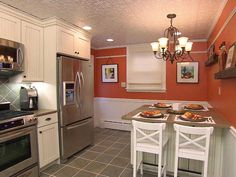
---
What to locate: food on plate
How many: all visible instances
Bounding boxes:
[185,104,204,110]
[154,102,171,108]
[141,110,161,116]
[183,112,203,120]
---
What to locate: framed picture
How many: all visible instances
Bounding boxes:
[101,64,118,83]
[225,43,236,69]
[177,62,199,83]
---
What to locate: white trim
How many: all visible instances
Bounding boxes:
[208,7,236,50]
[230,126,236,138]
[95,55,126,59]
[191,51,207,54]
[207,0,229,39]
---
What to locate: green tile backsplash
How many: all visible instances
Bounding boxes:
[0,79,30,110]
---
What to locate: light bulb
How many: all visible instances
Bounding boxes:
[158,37,168,48]
[151,42,159,52]
[178,37,188,47]
[185,42,193,51]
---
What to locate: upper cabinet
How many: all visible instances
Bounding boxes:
[57,26,91,59]
[21,21,44,81]
[0,12,21,42]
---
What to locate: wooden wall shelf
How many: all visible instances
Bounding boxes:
[215,67,236,79]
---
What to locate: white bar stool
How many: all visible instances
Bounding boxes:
[132,120,168,177]
[173,124,214,177]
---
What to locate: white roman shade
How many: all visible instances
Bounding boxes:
[126,43,166,92]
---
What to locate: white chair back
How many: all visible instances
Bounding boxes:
[132,120,166,148]
[174,124,214,152]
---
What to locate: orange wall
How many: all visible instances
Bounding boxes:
[94,42,208,101]
[207,0,236,127]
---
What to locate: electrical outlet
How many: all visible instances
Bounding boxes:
[121,82,126,88]
[218,87,221,96]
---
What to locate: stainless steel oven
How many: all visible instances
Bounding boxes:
[0,105,38,177]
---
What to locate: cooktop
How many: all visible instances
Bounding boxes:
[0,110,34,121]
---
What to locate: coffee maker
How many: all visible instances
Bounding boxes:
[20,86,38,111]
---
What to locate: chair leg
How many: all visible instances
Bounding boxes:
[164,148,167,177]
[174,154,178,177]
[133,150,137,177]
[140,152,143,175]
[158,153,162,177]
[203,160,208,177]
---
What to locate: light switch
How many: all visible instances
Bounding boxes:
[121,82,126,88]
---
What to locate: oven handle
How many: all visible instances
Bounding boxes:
[0,127,33,143]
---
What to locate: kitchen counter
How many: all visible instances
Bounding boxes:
[32,109,57,117]
[122,105,230,128]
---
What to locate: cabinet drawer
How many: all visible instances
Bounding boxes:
[37,113,58,127]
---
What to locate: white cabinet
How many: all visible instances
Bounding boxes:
[37,113,59,168]
[0,12,21,42]
[21,21,44,81]
[57,27,90,59]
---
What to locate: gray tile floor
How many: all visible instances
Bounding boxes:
[40,128,169,177]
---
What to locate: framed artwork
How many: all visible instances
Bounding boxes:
[101,64,118,83]
[225,43,236,69]
[177,62,199,83]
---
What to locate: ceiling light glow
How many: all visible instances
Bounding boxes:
[106,38,114,42]
[83,26,92,31]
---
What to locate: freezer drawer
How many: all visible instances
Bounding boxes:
[60,118,93,161]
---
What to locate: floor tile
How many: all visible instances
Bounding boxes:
[84,161,107,173]
[95,153,114,164]
[119,168,133,177]
[39,173,50,177]
[79,151,101,160]
[100,165,124,177]
[98,140,114,147]
[110,142,126,149]
[42,164,65,175]
[89,145,108,153]
[104,148,121,156]
[73,170,97,177]
[54,166,78,177]
[68,157,91,169]
[110,157,130,167]
[118,149,131,158]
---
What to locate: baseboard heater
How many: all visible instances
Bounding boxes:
[103,120,131,131]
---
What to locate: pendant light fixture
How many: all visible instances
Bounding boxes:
[151,14,193,64]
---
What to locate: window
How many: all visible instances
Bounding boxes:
[126,43,166,92]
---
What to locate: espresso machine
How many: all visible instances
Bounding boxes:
[20,86,38,110]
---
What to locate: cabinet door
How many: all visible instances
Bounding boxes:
[76,34,91,59]
[21,21,44,81]
[38,123,59,168]
[57,27,76,56]
[0,12,21,42]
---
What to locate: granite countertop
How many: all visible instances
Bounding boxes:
[32,109,57,117]
[122,105,230,128]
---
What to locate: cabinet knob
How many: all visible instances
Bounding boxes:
[23,75,26,78]
[77,51,80,54]
[45,118,51,121]
[39,131,42,134]
[75,51,77,54]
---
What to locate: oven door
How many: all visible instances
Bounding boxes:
[0,125,38,177]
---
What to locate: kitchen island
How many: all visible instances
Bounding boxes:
[122,105,230,177]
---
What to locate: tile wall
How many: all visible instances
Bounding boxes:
[0,79,30,110]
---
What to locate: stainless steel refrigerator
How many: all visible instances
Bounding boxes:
[57,54,94,162]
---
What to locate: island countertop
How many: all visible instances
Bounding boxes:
[122,105,230,128]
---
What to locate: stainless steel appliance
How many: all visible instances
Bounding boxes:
[57,54,94,162]
[0,102,38,177]
[0,38,24,78]
[20,86,38,111]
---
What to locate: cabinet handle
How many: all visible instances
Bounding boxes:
[39,131,42,134]
[75,51,77,54]
[45,118,51,121]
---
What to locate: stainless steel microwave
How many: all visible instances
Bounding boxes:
[0,38,24,78]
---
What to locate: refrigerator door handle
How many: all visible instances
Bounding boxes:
[75,72,81,108]
[80,72,85,87]
[66,119,92,130]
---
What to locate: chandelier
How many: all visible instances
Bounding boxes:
[151,14,193,64]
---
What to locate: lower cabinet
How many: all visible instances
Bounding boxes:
[37,113,60,168]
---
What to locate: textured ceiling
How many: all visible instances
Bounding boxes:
[0,0,226,48]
